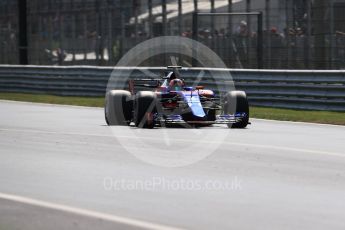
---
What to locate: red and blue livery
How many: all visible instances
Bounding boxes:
[105,66,249,129]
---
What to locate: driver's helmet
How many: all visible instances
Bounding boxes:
[168,71,177,81]
[169,78,184,91]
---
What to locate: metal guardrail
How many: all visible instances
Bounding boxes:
[0,65,344,111]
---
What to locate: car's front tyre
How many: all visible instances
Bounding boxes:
[223,91,249,128]
[105,90,133,126]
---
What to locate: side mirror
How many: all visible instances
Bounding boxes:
[196,86,204,90]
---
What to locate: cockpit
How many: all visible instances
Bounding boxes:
[161,71,185,91]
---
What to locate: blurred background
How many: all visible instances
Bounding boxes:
[1,0,345,69]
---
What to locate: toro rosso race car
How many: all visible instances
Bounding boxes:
[105,66,249,129]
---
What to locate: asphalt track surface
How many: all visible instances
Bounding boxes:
[0,100,345,230]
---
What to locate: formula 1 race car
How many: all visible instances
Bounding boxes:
[105,66,249,129]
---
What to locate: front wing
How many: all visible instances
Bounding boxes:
[154,113,248,125]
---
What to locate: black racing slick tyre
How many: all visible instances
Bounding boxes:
[134,91,157,129]
[224,91,249,129]
[105,90,133,126]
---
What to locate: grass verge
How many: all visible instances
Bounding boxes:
[0,92,344,125]
[251,107,345,126]
[0,92,104,107]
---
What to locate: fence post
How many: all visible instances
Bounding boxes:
[305,0,312,69]
[192,12,198,67]
[228,0,233,32]
[210,0,215,51]
[330,0,335,69]
[71,0,76,65]
[257,12,263,69]
[246,0,251,67]
[178,0,182,36]
[265,0,271,69]
[148,0,153,37]
[18,0,28,65]
[162,0,167,35]
[313,0,327,69]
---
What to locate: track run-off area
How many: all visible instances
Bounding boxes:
[0,100,344,230]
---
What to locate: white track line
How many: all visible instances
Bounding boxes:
[1,127,344,158]
[0,192,184,230]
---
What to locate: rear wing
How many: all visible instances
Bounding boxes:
[128,78,161,95]
[128,67,183,94]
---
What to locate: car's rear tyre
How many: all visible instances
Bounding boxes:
[105,90,133,126]
[134,91,157,129]
[223,91,249,129]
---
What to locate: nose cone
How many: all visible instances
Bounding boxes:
[181,92,206,118]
